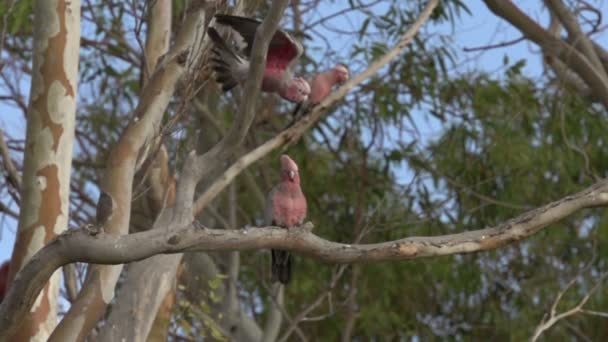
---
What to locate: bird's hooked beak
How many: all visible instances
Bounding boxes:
[341,71,350,84]
[288,170,296,180]
[336,65,350,84]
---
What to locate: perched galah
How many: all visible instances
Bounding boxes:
[0,261,9,302]
[208,14,311,103]
[265,155,307,284]
[289,64,350,124]
[309,63,349,104]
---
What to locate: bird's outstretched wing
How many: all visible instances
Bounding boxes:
[207,26,250,91]
[214,14,303,73]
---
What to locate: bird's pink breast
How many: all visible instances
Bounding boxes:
[310,74,333,104]
[262,66,284,92]
[271,189,307,228]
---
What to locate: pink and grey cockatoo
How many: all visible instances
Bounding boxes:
[265,155,307,284]
[289,64,350,124]
[207,14,311,103]
[308,63,349,104]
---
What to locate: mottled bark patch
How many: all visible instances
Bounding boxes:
[36,165,62,242]
[9,227,41,278]
[13,282,51,342]
[30,0,74,152]
[479,234,508,250]
[397,243,418,257]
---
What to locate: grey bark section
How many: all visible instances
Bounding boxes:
[97,254,181,342]
[261,284,284,342]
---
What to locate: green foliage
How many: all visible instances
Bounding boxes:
[171,274,229,340]
[0,0,33,35]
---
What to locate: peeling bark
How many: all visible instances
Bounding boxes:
[6,0,80,340]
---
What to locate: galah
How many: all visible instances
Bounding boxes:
[0,261,9,302]
[290,64,350,124]
[265,155,307,284]
[309,63,349,104]
[208,14,311,103]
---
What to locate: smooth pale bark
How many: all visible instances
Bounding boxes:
[97,254,181,342]
[6,0,80,341]
[262,285,285,342]
[143,0,171,84]
[48,3,206,341]
[98,1,176,339]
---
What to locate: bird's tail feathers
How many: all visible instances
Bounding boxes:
[207,27,247,92]
[271,249,292,285]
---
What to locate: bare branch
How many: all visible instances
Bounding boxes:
[62,264,79,303]
[463,36,525,52]
[262,284,285,342]
[531,271,608,341]
[545,0,605,72]
[580,309,608,319]
[483,0,608,108]
[2,177,608,338]
[278,266,348,342]
[143,0,172,83]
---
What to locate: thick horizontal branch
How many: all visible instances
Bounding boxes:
[2,178,608,339]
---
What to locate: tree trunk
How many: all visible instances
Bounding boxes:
[7,0,80,340]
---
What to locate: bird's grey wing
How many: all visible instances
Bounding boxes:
[265,186,277,226]
[214,14,261,56]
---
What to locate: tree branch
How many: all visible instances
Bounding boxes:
[544,0,605,72]
[531,270,608,341]
[261,284,285,342]
[483,0,608,108]
[2,177,608,338]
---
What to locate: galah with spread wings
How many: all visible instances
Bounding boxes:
[208,14,311,103]
[266,155,307,284]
